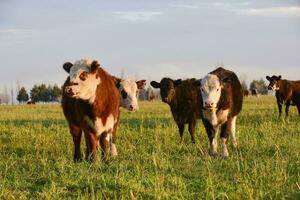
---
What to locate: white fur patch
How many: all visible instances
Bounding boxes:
[271,85,280,91]
[203,109,218,126]
[217,109,229,124]
[111,143,118,157]
[201,74,222,109]
[221,138,229,158]
[84,114,115,137]
[210,129,218,155]
[119,79,139,111]
[203,109,229,126]
[67,59,101,104]
[231,116,237,147]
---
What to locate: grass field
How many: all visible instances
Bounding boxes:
[0,96,299,199]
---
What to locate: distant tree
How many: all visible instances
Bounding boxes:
[30,84,41,102]
[30,83,62,102]
[51,84,62,101]
[241,80,248,91]
[17,87,29,103]
[249,79,268,94]
[39,84,49,102]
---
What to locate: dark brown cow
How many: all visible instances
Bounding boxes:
[151,78,202,143]
[266,75,300,117]
[243,90,250,97]
[194,67,243,158]
[62,59,120,162]
[251,89,259,96]
[27,100,35,105]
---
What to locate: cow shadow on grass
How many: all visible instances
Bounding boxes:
[0,118,67,128]
[119,116,173,130]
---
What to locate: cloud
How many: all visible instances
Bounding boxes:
[113,11,164,22]
[168,3,199,9]
[239,6,300,17]
[0,28,34,34]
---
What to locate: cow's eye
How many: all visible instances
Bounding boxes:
[217,88,220,92]
[121,90,127,98]
[79,72,88,81]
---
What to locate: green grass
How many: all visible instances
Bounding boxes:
[0,96,299,199]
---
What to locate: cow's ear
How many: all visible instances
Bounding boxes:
[278,75,282,80]
[91,60,100,73]
[63,62,73,73]
[192,79,201,87]
[174,79,182,87]
[112,76,122,88]
[136,80,146,89]
[266,76,271,81]
[150,81,160,88]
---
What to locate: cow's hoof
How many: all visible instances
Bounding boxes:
[209,151,218,157]
[220,153,229,159]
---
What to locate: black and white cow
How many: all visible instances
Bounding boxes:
[113,77,146,111]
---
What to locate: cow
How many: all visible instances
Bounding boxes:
[61,59,120,162]
[112,77,146,111]
[27,100,35,105]
[266,75,300,117]
[150,78,202,143]
[293,93,300,115]
[194,67,243,158]
[243,90,250,97]
[251,89,259,96]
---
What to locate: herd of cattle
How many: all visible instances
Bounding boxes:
[61,59,300,162]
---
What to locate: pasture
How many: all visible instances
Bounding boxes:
[0,96,299,199]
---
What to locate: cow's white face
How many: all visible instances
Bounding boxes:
[64,59,101,104]
[118,79,140,111]
[200,74,222,110]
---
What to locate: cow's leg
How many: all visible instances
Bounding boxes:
[177,123,185,143]
[230,116,237,148]
[296,103,300,116]
[99,132,110,162]
[84,132,99,162]
[188,120,196,144]
[277,100,282,118]
[202,119,218,156]
[220,122,229,158]
[111,114,119,157]
[285,100,291,118]
[69,124,82,162]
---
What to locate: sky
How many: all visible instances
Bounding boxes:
[0,0,300,93]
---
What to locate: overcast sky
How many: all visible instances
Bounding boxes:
[0,0,299,92]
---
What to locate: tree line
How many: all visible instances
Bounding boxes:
[17,84,61,103]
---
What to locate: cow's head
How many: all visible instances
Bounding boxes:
[63,59,101,103]
[113,77,146,111]
[150,78,181,104]
[266,75,281,91]
[198,74,230,110]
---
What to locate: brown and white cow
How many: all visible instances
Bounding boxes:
[195,67,243,158]
[151,78,202,143]
[112,77,146,111]
[266,75,300,117]
[61,59,120,162]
